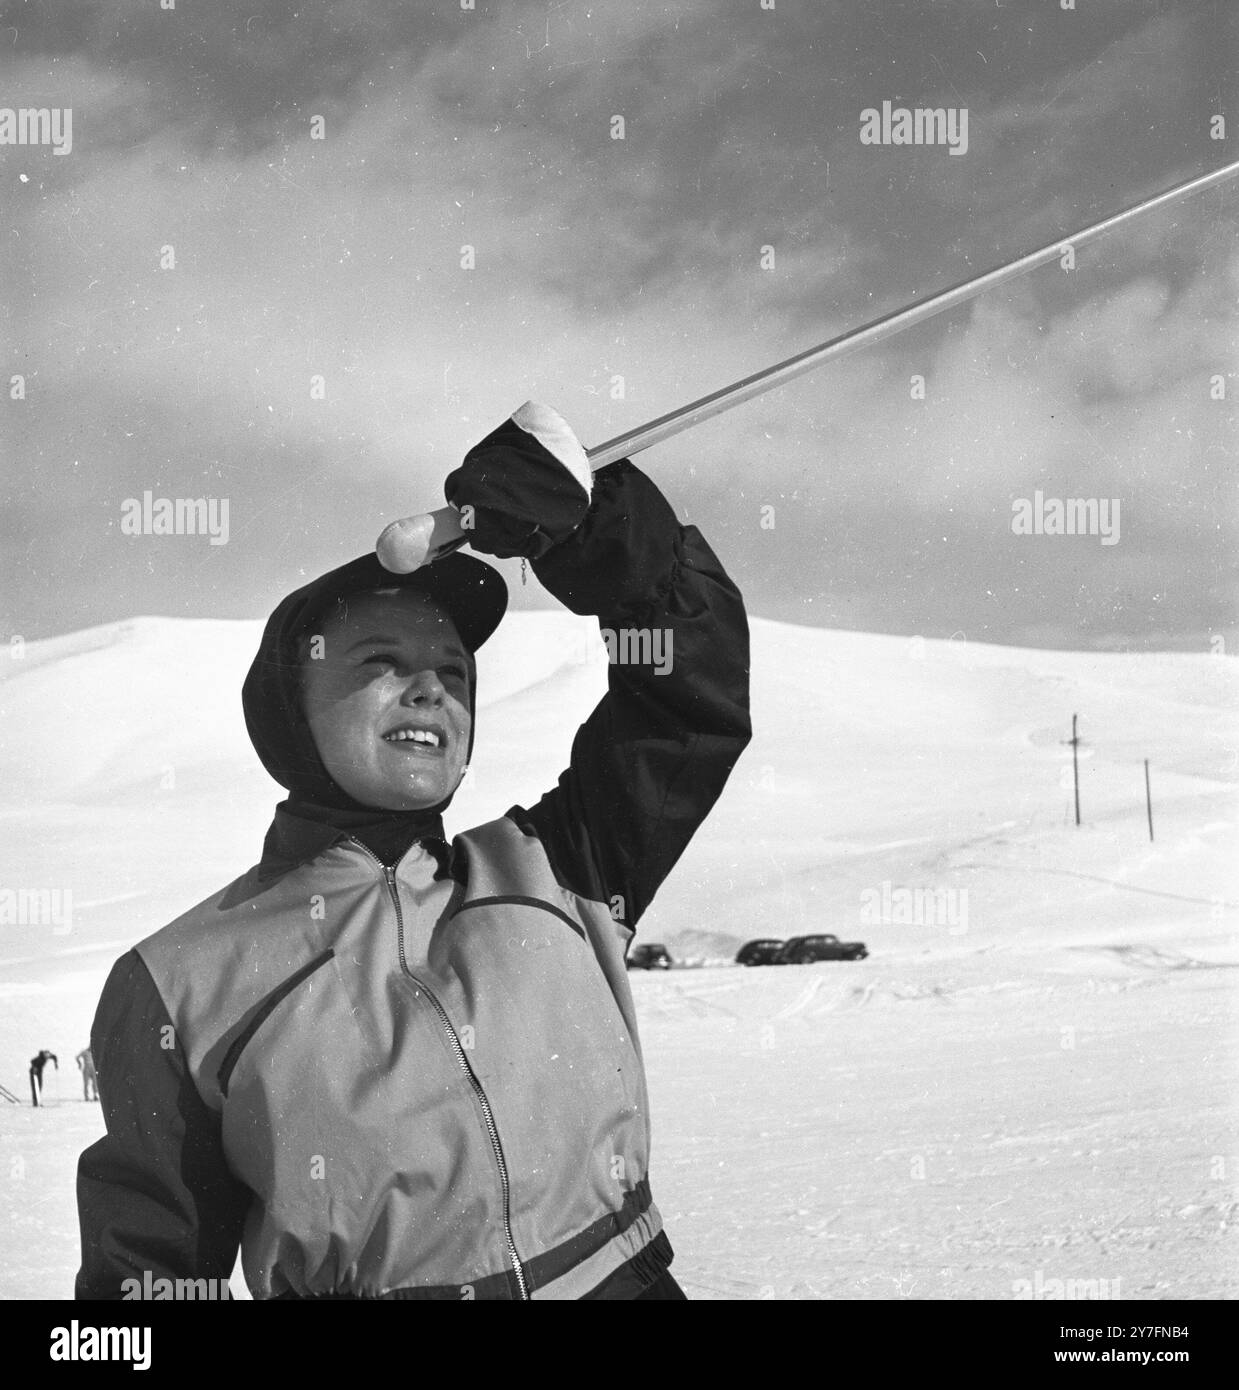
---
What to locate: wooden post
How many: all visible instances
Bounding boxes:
[1145,759,1154,842]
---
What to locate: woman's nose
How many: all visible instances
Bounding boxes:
[400,671,444,705]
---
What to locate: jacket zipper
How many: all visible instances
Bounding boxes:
[348,838,530,1301]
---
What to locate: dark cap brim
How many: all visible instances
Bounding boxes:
[283,550,508,653]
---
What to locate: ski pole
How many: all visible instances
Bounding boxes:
[377,158,1239,573]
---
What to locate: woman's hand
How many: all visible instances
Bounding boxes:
[444,401,594,560]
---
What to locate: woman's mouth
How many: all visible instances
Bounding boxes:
[382,724,446,755]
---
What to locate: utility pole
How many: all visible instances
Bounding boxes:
[1145,759,1154,842]
[1065,714,1081,827]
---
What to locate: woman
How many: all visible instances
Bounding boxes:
[75,404,751,1300]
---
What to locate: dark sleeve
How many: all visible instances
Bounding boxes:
[509,459,752,929]
[75,951,251,1299]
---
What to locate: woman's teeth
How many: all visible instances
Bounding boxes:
[384,729,441,747]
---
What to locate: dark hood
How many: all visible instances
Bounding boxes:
[242,551,507,861]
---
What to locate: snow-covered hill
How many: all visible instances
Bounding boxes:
[1,615,1235,1297]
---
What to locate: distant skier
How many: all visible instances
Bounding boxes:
[76,403,751,1300]
[29,1049,57,1107]
[76,1048,98,1102]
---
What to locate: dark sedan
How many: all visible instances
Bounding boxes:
[735,938,785,966]
[774,934,868,964]
[627,942,673,970]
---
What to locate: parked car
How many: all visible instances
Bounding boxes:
[774,934,868,964]
[735,938,785,966]
[627,942,673,970]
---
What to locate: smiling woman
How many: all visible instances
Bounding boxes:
[74,404,752,1301]
[301,590,475,812]
[239,549,505,823]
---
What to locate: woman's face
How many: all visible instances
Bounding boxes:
[301,589,473,811]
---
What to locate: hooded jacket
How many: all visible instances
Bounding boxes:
[75,460,751,1300]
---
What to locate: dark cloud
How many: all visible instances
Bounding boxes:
[2,0,1234,647]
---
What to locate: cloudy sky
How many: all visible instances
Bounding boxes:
[2,0,1236,648]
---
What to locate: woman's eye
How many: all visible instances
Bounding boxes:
[362,654,396,669]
